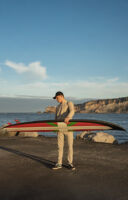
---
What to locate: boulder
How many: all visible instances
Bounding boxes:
[6,131,17,137]
[17,132,38,137]
[0,124,38,137]
[0,124,17,137]
[76,131,93,139]
[92,132,116,144]
[77,131,117,144]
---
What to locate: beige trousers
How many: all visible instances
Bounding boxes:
[57,131,73,165]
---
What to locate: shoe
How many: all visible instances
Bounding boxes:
[52,163,62,170]
[67,164,76,170]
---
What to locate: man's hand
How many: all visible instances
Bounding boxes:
[64,117,70,124]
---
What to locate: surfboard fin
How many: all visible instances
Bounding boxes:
[14,119,20,124]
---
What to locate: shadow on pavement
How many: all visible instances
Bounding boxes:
[0,145,56,169]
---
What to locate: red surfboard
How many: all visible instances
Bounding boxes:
[3,119,125,132]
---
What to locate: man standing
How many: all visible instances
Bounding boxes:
[52,91,75,170]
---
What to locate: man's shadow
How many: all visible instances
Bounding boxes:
[0,146,56,169]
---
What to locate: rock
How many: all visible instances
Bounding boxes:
[0,124,17,137]
[0,124,38,137]
[75,97,128,113]
[76,131,92,139]
[44,106,56,113]
[92,132,116,144]
[77,131,117,144]
[17,132,38,137]
[0,130,17,137]
[6,131,17,137]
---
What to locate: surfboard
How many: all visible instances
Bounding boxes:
[3,119,126,132]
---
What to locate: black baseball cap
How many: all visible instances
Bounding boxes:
[53,91,64,99]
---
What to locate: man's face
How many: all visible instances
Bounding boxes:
[56,95,64,103]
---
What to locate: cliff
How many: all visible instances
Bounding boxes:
[44,96,128,113]
[75,96,128,113]
[44,106,56,113]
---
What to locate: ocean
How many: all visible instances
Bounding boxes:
[0,113,128,144]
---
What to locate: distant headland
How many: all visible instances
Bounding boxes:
[44,96,128,113]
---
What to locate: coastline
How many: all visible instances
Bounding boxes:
[44,96,128,114]
[0,136,128,200]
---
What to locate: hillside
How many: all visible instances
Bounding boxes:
[44,96,128,113]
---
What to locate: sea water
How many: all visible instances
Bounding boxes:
[0,113,128,144]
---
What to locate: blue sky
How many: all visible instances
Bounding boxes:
[0,0,128,99]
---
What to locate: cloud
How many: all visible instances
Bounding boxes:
[5,60,48,80]
[0,77,128,99]
[67,78,128,98]
[0,65,128,99]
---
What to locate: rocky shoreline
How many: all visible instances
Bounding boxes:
[44,96,128,113]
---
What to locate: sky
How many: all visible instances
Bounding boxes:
[0,0,128,99]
